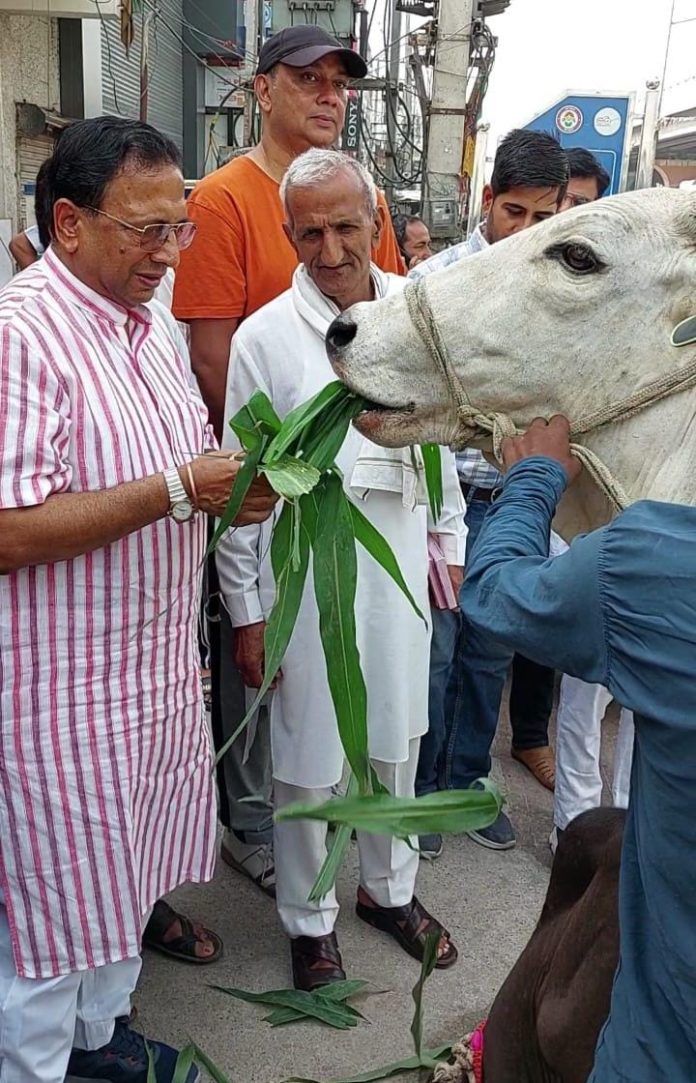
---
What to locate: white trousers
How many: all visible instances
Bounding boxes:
[274,740,421,938]
[0,896,141,1083]
[554,676,635,831]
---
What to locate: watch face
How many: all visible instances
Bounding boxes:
[171,500,194,523]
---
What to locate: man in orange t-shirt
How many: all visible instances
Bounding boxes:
[173,25,403,437]
[173,25,403,899]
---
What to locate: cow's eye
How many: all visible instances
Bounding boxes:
[559,242,600,275]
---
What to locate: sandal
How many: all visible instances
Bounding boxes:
[291,932,346,991]
[142,900,223,965]
[356,894,458,969]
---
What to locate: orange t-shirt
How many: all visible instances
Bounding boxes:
[172,156,404,322]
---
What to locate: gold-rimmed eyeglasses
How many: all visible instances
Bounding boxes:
[85,207,198,252]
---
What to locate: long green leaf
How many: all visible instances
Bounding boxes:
[147,1046,157,1083]
[260,455,322,498]
[348,502,425,624]
[207,443,263,555]
[190,1043,234,1083]
[420,444,443,521]
[309,774,359,901]
[210,984,359,1029]
[411,930,439,1058]
[309,474,371,794]
[299,396,367,472]
[281,1045,453,1083]
[275,785,503,836]
[215,501,310,765]
[264,980,371,1026]
[172,1043,197,1083]
[264,382,354,463]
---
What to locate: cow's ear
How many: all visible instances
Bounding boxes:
[671,314,696,347]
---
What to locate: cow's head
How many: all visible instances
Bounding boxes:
[327,188,696,453]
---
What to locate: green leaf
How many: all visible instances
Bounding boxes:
[207,443,264,555]
[309,774,359,901]
[281,1045,453,1083]
[410,930,439,1058]
[229,403,264,452]
[260,455,322,499]
[209,984,359,1029]
[190,1043,235,1083]
[172,1044,197,1083]
[420,444,443,521]
[348,501,425,624]
[146,1045,157,1083]
[215,501,310,765]
[309,474,371,794]
[247,388,282,434]
[264,382,354,463]
[299,395,368,472]
[264,980,372,1025]
[275,785,504,837]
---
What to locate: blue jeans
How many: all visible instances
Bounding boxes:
[416,605,460,796]
[443,498,514,790]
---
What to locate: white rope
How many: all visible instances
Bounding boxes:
[404,279,696,514]
[431,1036,477,1082]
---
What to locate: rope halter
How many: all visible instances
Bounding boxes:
[404,279,696,515]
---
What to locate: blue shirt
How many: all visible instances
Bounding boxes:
[462,457,696,1082]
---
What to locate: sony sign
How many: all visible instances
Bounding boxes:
[342,91,361,153]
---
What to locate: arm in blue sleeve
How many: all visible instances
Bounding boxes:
[461,457,609,685]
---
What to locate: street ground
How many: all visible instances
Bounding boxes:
[136,692,620,1082]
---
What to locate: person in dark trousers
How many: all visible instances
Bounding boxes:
[413,130,568,855]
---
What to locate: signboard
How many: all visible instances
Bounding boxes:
[204,67,246,109]
[524,91,634,195]
[342,91,361,153]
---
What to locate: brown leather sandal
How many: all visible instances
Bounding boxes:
[356,895,458,969]
[291,932,346,991]
[142,900,223,965]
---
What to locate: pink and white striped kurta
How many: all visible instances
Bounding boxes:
[0,249,217,979]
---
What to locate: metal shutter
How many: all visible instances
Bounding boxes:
[18,133,54,230]
[101,0,184,150]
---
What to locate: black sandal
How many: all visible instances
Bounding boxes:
[291,932,346,991]
[356,894,458,969]
[142,900,223,965]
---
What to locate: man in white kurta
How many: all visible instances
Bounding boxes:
[216,149,467,989]
[0,117,276,1083]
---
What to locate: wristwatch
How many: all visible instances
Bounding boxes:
[163,467,195,523]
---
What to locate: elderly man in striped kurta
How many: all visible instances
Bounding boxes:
[0,117,276,1083]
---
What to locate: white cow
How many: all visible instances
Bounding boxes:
[326,188,696,535]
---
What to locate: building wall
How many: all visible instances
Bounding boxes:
[0,14,60,227]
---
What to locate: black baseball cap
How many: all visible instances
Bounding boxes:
[256,26,367,79]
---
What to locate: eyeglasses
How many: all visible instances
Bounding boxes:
[85,207,198,252]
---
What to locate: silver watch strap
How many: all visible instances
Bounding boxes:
[163,467,189,509]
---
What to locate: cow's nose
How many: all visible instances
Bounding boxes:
[326,314,357,356]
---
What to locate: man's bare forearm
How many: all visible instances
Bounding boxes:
[0,473,169,573]
[188,318,239,441]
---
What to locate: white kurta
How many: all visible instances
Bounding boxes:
[216,265,466,789]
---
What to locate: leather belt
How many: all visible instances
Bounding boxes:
[461,483,497,504]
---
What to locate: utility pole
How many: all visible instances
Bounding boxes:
[243,0,261,146]
[635,79,661,189]
[422,0,474,241]
[384,4,403,205]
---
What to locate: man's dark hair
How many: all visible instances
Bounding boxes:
[34,158,53,249]
[491,129,569,199]
[566,147,611,198]
[392,212,425,259]
[45,115,181,217]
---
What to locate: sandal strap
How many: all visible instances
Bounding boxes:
[292,932,342,967]
[143,899,180,941]
[400,896,451,944]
